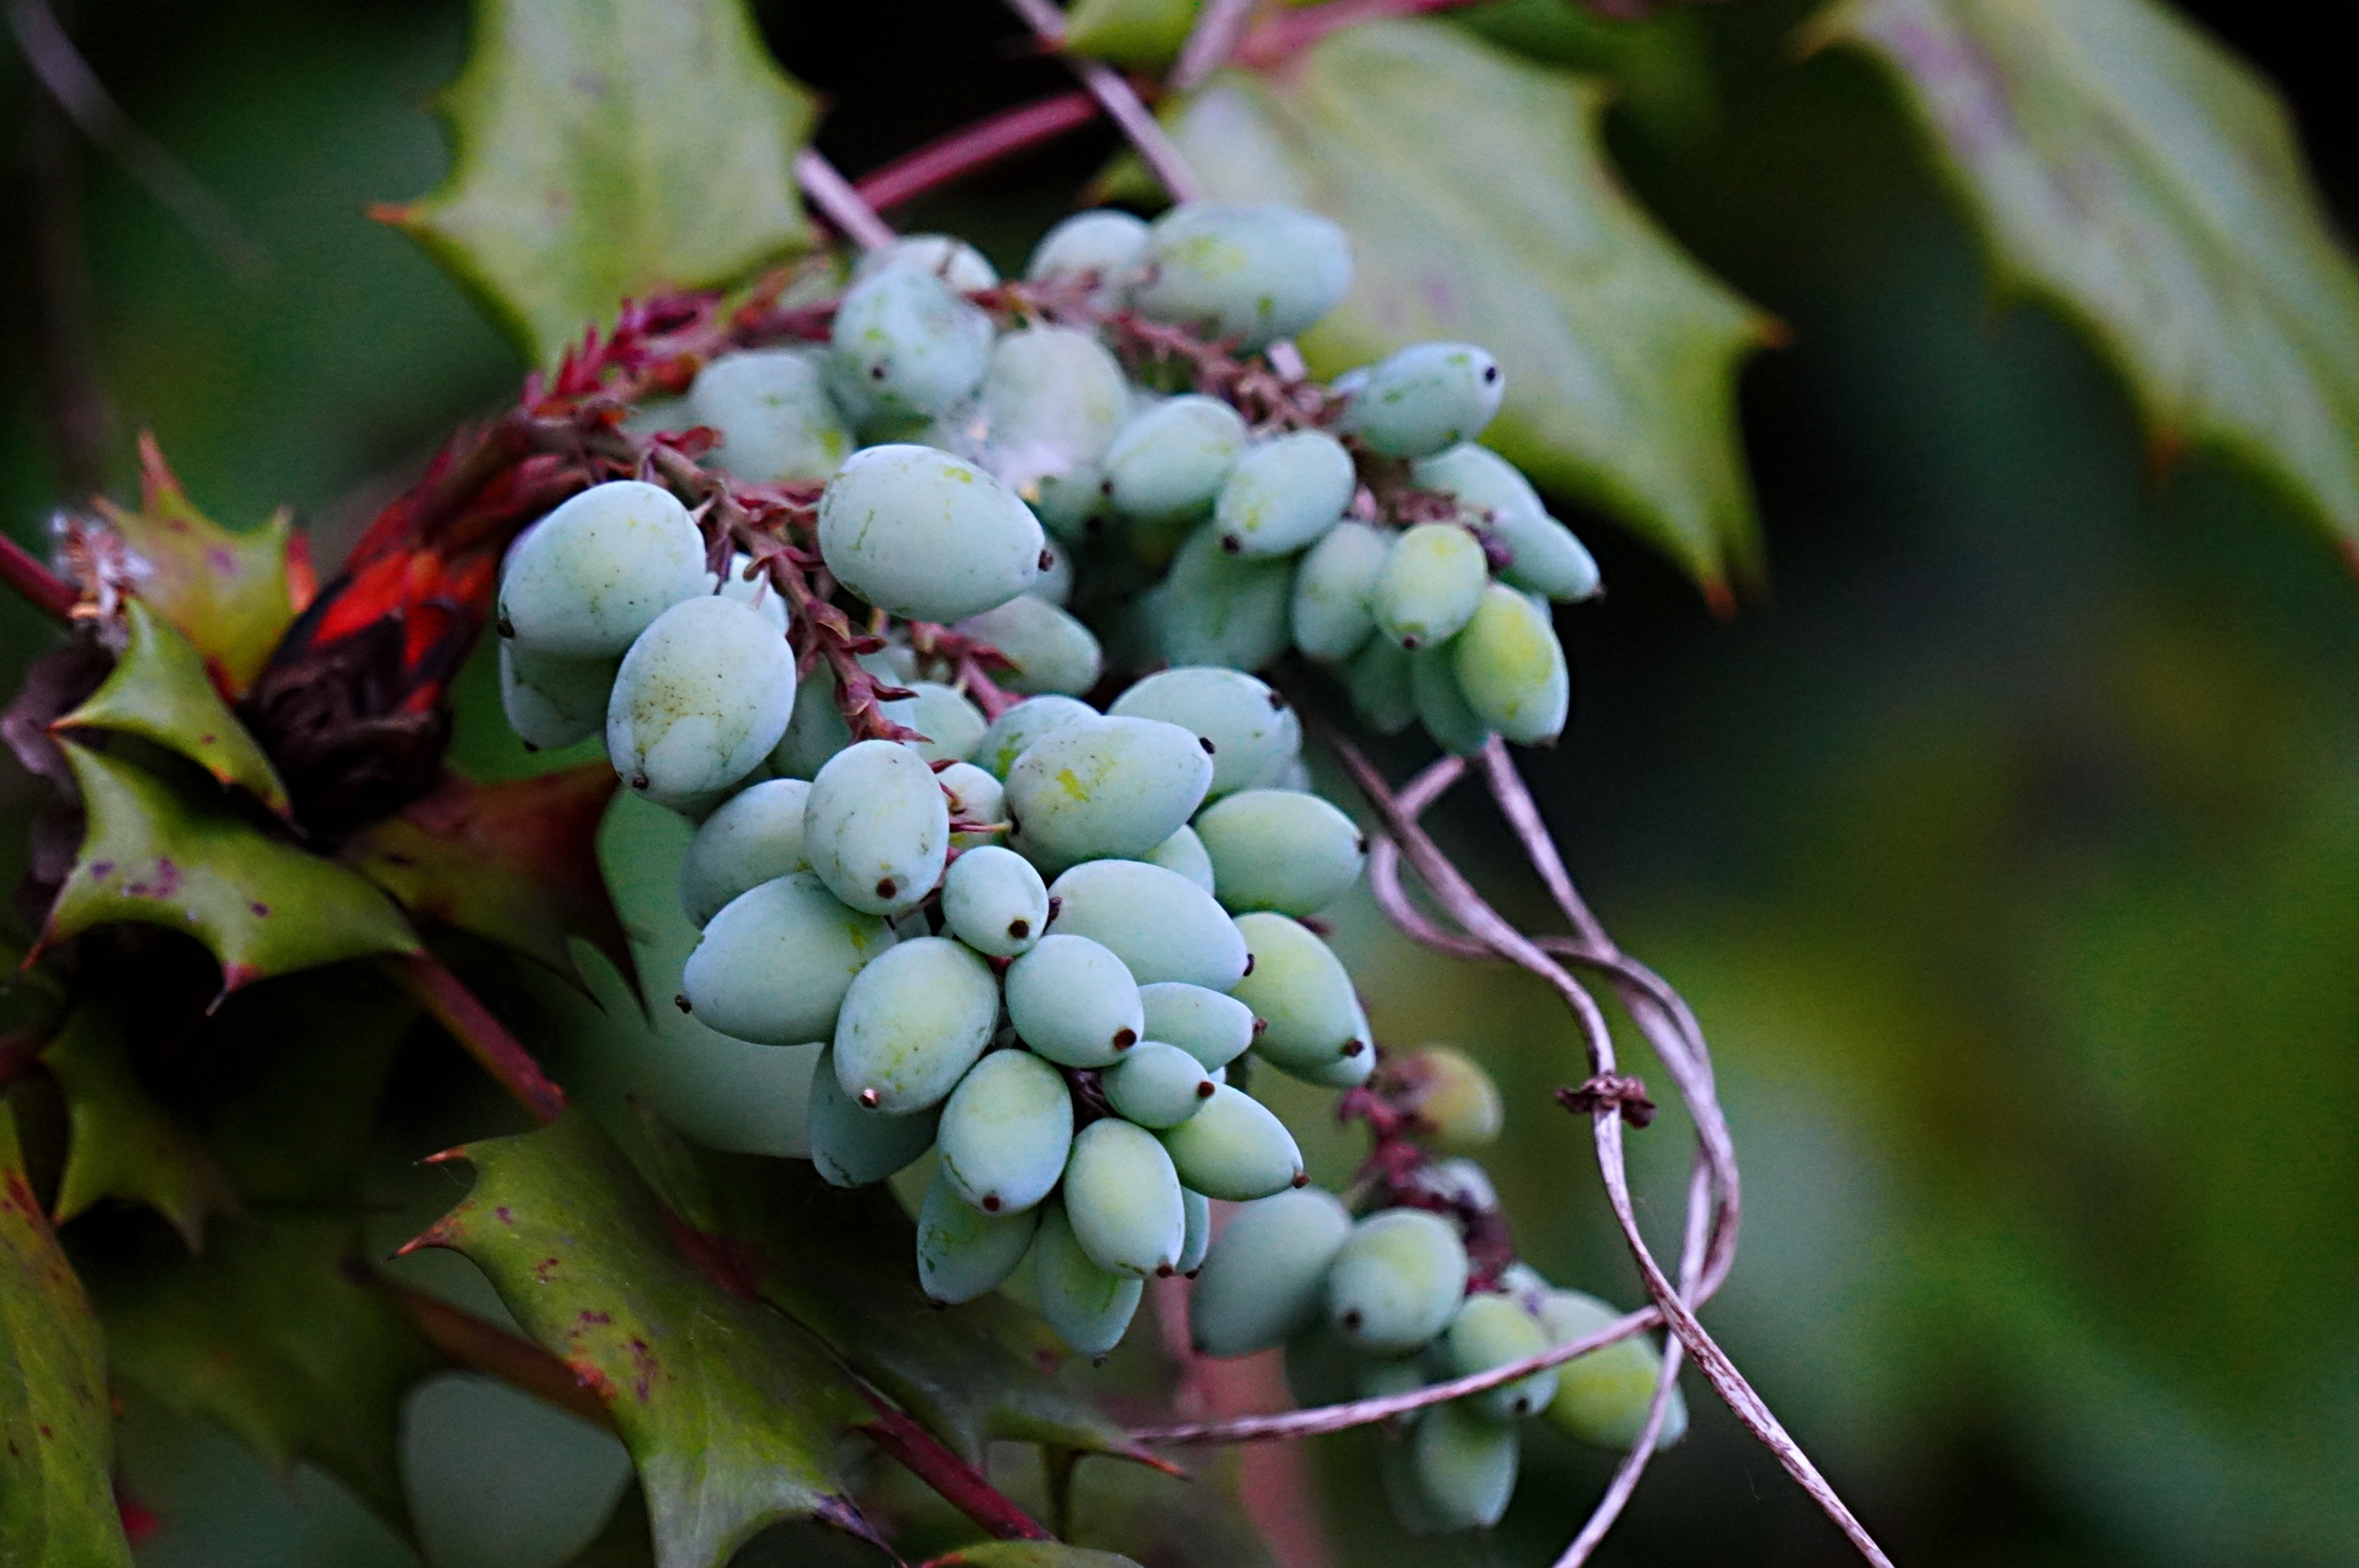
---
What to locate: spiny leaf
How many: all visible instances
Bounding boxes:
[382,0,820,366]
[55,597,291,818]
[78,1213,440,1534]
[90,434,306,695]
[2,1104,135,1568]
[1165,19,1774,591]
[406,1112,881,1568]
[42,740,420,996]
[629,1115,1152,1469]
[1818,0,2359,558]
[924,1547,1143,1568]
[42,1005,238,1253]
[343,765,636,998]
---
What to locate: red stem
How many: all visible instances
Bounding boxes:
[1,534,78,622]
[378,1275,613,1428]
[855,90,1103,215]
[388,952,566,1124]
[856,1392,1052,1541]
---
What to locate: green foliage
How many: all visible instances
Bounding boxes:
[42,1006,236,1253]
[1165,19,1773,590]
[79,1215,441,1534]
[43,740,419,993]
[341,764,635,993]
[56,598,291,817]
[1822,0,2359,555]
[1,1105,135,1568]
[924,1545,1144,1568]
[89,445,303,695]
[411,1112,881,1568]
[1063,0,1200,70]
[383,0,820,366]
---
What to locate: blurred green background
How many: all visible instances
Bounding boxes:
[5,2,2356,1565]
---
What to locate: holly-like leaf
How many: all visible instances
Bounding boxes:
[1818,0,2359,557]
[79,1213,441,1533]
[630,1118,1152,1469]
[2,1104,135,1568]
[55,598,292,818]
[42,740,420,995]
[925,1548,1143,1568]
[381,0,820,366]
[406,1112,881,1568]
[1165,20,1775,591]
[343,765,636,996]
[42,1006,237,1254]
[89,434,306,695]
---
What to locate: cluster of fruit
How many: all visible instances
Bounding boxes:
[485,198,1662,1533]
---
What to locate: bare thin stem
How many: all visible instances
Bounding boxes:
[7,0,267,278]
[999,0,1204,202]
[795,148,896,252]
[387,953,566,1125]
[854,89,1102,214]
[1170,0,1262,91]
[1130,1306,1660,1445]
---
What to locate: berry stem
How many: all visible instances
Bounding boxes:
[795,148,896,251]
[998,0,1204,203]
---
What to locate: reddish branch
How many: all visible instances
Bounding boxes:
[388,952,567,1125]
[856,1390,1053,1542]
[854,90,1103,215]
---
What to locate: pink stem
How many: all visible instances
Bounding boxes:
[1,533,78,622]
[856,1392,1052,1541]
[999,0,1204,202]
[855,90,1103,214]
[796,148,896,252]
[388,953,567,1124]
[1170,0,1261,91]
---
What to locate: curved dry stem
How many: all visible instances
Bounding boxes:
[999,0,1203,202]
[1331,735,1894,1568]
[1129,1305,1660,1446]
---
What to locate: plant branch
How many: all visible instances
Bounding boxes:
[376,1274,615,1429]
[796,148,897,252]
[854,89,1103,214]
[0,535,78,624]
[387,952,567,1124]
[1233,0,1485,69]
[999,0,1203,203]
[855,1386,1053,1541]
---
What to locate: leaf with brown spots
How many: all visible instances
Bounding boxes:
[2,1103,134,1568]
[54,597,292,818]
[89,434,308,695]
[405,1112,881,1568]
[343,765,636,996]
[76,1212,441,1535]
[43,1004,238,1253]
[42,739,419,996]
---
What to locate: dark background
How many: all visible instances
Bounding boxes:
[5,2,2357,1564]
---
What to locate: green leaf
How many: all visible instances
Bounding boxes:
[1817,0,2359,557]
[407,1112,881,1568]
[342,765,636,996]
[2,1104,135,1568]
[79,1213,441,1534]
[1064,0,1200,70]
[89,434,304,696]
[42,740,419,996]
[924,1548,1143,1568]
[1165,19,1774,590]
[42,1006,237,1254]
[383,0,820,366]
[629,1117,1153,1469]
[56,598,292,818]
